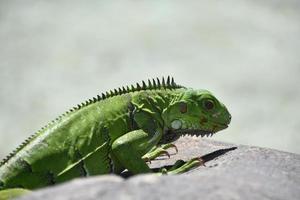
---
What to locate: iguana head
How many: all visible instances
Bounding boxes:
[162,89,231,138]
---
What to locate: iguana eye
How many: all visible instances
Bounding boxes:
[203,99,214,110]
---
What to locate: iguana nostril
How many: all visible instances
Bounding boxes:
[228,113,232,124]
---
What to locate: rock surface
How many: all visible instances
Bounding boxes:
[19,137,300,200]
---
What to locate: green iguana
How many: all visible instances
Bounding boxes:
[0,76,231,199]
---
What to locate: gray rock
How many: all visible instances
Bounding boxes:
[19,137,300,200]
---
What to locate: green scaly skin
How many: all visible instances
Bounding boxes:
[0,77,231,199]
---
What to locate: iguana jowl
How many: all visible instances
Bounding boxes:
[0,77,231,196]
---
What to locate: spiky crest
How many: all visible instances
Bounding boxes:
[0,76,183,166]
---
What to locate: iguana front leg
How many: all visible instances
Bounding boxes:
[142,143,178,162]
[112,102,166,174]
[111,129,159,174]
[111,129,204,175]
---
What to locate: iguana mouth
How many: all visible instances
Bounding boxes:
[173,129,214,137]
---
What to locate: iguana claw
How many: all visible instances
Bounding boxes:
[142,149,170,162]
[142,143,177,162]
[142,157,152,164]
[160,143,178,153]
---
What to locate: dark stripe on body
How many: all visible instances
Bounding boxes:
[74,150,87,177]
[101,126,114,173]
[109,155,114,173]
[128,102,138,130]
[19,158,33,173]
[46,171,56,185]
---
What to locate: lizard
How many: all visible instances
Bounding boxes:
[0,76,231,199]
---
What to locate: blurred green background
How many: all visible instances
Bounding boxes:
[0,0,300,160]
